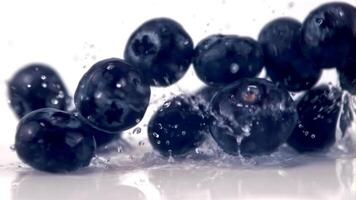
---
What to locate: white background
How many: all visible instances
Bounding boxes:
[0,0,355,199]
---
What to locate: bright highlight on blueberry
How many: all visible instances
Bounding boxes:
[74,58,151,133]
[124,18,194,87]
[209,78,298,157]
[300,2,356,69]
[8,64,70,118]
[193,35,264,86]
[287,85,345,153]
[15,108,95,173]
[258,17,321,91]
[148,95,208,157]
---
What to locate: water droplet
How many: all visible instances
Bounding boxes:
[116,83,122,88]
[183,40,190,45]
[163,101,171,108]
[287,2,294,8]
[26,84,31,88]
[133,127,141,134]
[181,131,187,136]
[165,140,170,145]
[106,64,114,70]
[153,132,159,138]
[39,122,46,127]
[230,63,240,74]
[10,145,15,151]
[51,99,59,105]
[167,150,174,163]
[56,91,64,99]
[41,83,47,88]
[241,125,251,137]
[236,135,243,145]
[311,134,316,139]
[156,140,161,145]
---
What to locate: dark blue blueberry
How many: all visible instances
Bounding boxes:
[124,18,194,87]
[15,108,95,173]
[193,35,264,86]
[74,58,151,133]
[258,18,321,91]
[300,2,356,69]
[148,95,208,157]
[8,64,70,118]
[209,78,297,157]
[287,85,343,153]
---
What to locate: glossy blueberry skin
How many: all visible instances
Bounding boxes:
[287,85,343,153]
[74,58,151,133]
[8,64,70,118]
[193,35,264,86]
[300,2,356,69]
[15,108,95,173]
[258,18,321,91]
[124,18,194,87]
[148,95,208,157]
[209,78,298,157]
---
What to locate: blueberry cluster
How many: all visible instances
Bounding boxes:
[8,2,356,173]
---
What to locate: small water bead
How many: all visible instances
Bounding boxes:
[26,84,31,88]
[40,75,47,80]
[230,63,240,74]
[106,64,115,70]
[41,83,47,88]
[51,99,59,105]
[10,145,15,151]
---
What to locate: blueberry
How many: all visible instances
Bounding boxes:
[148,95,208,157]
[74,58,151,133]
[287,85,343,153]
[193,35,264,86]
[258,18,321,91]
[301,2,356,69]
[8,64,70,118]
[15,108,95,173]
[124,18,194,87]
[209,78,297,157]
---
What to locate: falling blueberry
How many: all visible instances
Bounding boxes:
[8,64,70,118]
[258,17,321,91]
[74,58,151,133]
[193,35,264,86]
[15,108,95,173]
[209,78,298,157]
[148,95,208,157]
[124,18,194,87]
[287,85,344,153]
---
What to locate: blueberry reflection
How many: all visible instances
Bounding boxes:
[146,158,355,200]
[11,170,147,200]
